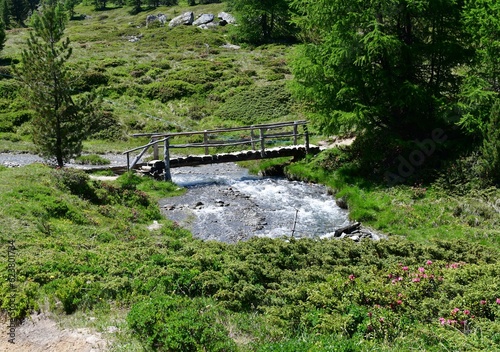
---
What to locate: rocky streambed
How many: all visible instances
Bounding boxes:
[160,163,384,243]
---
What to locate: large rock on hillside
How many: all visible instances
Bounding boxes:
[193,13,214,26]
[217,12,236,24]
[169,12,194,27]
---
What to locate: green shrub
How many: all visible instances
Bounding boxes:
[76,69,109,91]
[0,132,21,142]
[0,80,19,100]
[215,83,293,124]
[127,295,236,352]
[52,168,96,201]
[116,171,143,190]
[100,58,127,68]
[0,110,34,132]
[87,110,124,140]
[74,154,111,165]
[144,80,197,102]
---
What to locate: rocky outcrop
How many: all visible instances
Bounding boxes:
[193,13,214,26]
[324,222,386,241]
[146,13,168,27]
[169,12,194,27]
[218,12,236,24]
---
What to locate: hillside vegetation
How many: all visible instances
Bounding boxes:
[0,164,499,351]
[1,1,499,351]
[0,2,299,154]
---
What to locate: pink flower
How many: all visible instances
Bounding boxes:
[426,260,433,265]
[412,277,421,283]
[439,317,446,325]
[402,266,409,271]
[418,267,425,273]
[349,274,356,281]
[397,300,403,305]
[388,273,393,279]
[397,276,403,281]
[451,308,460,315]
[480,300,487,305]
[463,310,470,315]
[398,293,403,297]
[379,317,384,323]
[496,298,500,305]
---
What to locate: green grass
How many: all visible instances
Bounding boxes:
[74,154,111,165]
[0,164,499,351]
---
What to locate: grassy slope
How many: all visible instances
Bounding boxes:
[1,2,299,154]
[0,164,499,351]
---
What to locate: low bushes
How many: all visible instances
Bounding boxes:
[127,295,236,351]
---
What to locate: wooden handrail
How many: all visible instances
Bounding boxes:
[131,120,307,138]
[123,121,311,179]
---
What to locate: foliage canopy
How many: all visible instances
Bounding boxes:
[290,0,471,138]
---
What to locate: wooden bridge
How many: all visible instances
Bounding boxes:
[123,120,319,181]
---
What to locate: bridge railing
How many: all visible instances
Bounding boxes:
[123,120,310,179]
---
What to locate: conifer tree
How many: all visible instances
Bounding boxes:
[15,3,91,167]
[1,0,10,29]
[8,0,29,26]
[127,0,142,14]
[0,20,5,52]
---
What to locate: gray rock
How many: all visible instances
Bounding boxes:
[336,197,348,209]
[218,12,236,24]
[198,22,219,30]
[169,12,194,27]
[146,13,168,27]
[193,13,214,26]
[221,43,241,50]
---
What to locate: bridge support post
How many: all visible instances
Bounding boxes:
[259,128,266,157]
[293,122,298,145]
[204,131,209,155]
[304,124,310,154]
[164,138,172,182]
[250,126,256,151]
[153,136,159,160]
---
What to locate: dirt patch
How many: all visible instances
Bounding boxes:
[0,312,107,352]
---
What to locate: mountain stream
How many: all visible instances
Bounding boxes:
[159,163,350,243]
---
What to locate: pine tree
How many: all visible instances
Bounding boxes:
[290,0,470,138]
[0,20,5,52]
[15,3,89,167]
[1,0,10,29]
[127,0,142,14]
[8,0,29,26]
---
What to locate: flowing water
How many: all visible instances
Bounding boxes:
[159,163,350,243]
